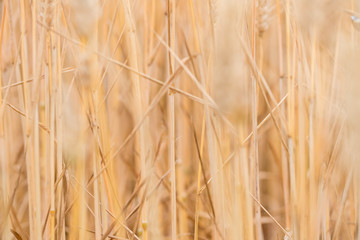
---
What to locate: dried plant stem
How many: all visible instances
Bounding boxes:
[194,114,206,240]
[122,0,150,237]
[20,0,42,239]
[252,0,263,239]
[167,0,177,239]
[47,29,56,240]
[275,0,290,230]
[0,3,10,239]
[55,21,65,240]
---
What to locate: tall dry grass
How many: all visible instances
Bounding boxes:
[0,0,359,239]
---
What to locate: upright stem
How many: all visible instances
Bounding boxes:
[122,0,149,237]
[0,3,10,239]
[252,0,263,239]
[167,0,176,239]
[276,0,290,229]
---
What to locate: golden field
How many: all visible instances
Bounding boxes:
[0,0,359,239]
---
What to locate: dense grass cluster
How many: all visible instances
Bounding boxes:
[0,0,359,239]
